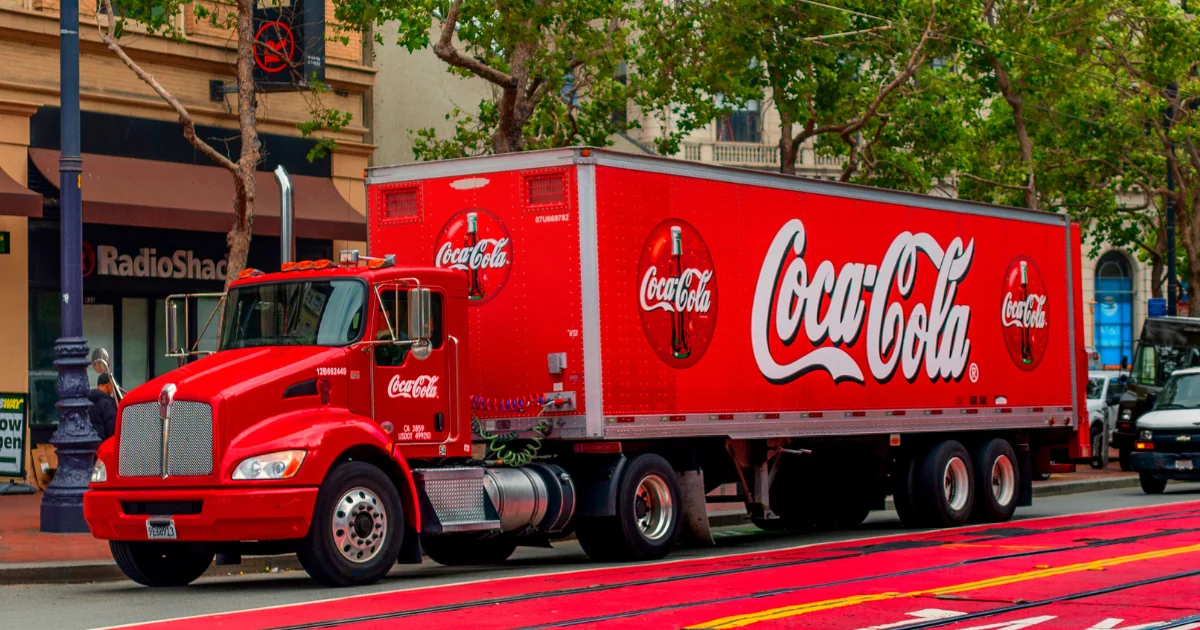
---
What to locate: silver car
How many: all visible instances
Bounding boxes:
[1087,370,1125,469]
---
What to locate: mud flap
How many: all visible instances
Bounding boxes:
[677,469,715,547]
[1017,443,1034,507]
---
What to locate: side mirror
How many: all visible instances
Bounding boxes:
[166,302,181,356]
[1146,392,1159,408]
[1119,374,1129,385]
[1121,355,1129,370]
[407,288,433,361]
[91,347,111,375]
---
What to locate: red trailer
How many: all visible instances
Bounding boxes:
[84,148,1089,588]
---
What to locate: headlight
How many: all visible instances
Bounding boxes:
[1139,430,1154,441]
[1120,409,1132,422]
[232,450,306,480]
[90,459,107,483]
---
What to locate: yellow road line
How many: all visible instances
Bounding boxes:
[686,542,1200,629]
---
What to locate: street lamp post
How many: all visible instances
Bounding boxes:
[40,0,96,533]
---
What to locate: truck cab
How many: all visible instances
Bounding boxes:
[1115,317,1200,469]
[85,254,480,586]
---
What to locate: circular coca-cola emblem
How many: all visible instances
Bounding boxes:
[637,219,718,369]
[1000,255,1049,371]
[82,242,95,278]
[434,208,513,305]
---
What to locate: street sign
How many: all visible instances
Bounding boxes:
[0,231,9,255]
[0,393,26,478]
[252,0,325,90]
[1149,297,1167,318]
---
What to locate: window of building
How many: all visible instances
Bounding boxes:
[1094,251,1134,369]
[717,100,761,143]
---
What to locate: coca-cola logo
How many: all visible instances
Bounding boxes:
[752,219,975,385]
[434,208,512,305]
[1000,256,1049,371]
[636,219,718,369]
[387,375,440,399]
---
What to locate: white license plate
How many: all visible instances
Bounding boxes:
[146,519,177,540]
[1176,460,1194,471]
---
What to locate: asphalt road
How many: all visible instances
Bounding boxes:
[3,483,1199,630]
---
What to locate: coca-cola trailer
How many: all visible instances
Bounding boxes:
[84,148,1089,587]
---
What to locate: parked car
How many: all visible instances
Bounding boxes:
[1129,367,1200,494]
[1087,370,1125,469]
[1115,317,1200,470]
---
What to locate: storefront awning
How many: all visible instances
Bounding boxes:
[29,149,364,240]
[0,165,41,218]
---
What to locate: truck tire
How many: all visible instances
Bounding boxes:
[1119,448,1133,472]
[298,462,404,587]
[110,541,213,587]
[1139,473,1168,495]
[577,453,682,561]
[912,440,975,528]
[970,439,1019,523]
[420,534,517,566]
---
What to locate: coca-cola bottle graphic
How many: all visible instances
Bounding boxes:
[669,226,692,359]
[1020,261,1033,365]
[465,212,485,300]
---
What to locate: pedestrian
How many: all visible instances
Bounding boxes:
[88,373,118,441]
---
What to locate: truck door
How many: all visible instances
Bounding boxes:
[371,286,452,445]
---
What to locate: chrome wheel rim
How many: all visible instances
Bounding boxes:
[633,474,674,542]
[332,487,387,563]
[991,454,1016,506]
[943,456,971,512]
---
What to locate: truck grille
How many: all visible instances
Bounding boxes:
[1150,430,1200,455]
[118,401,213,478]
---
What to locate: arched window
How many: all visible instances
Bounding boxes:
[1094,251,1134,368]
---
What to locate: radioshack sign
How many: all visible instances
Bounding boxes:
[83,242,228,281]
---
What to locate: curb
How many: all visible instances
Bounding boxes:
[0,475,1142,586]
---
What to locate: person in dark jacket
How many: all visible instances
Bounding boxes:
[88,374,118,441]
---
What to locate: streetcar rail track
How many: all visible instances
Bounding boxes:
[267,506,1200,630]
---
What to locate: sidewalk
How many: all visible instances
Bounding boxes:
[0,464,1137,585]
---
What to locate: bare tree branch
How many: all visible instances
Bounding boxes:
[433,0,517,88]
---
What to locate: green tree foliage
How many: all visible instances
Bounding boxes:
[339,0,636,157]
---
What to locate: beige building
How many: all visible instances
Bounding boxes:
[0,0,374,482]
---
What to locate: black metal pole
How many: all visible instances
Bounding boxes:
[1167,80,1179,317]
[40,0,96,533]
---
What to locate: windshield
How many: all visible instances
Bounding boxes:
[1131,343,1200,387]
[1155,373,1200,410]
[1087,378,1105,400]
[219,280,366,350]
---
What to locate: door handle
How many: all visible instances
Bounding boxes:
[435,413,444,433]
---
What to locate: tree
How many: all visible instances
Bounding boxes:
[96,0,258,286]
[343,0,635,157]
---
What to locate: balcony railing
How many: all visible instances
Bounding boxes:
[679,141,846,173]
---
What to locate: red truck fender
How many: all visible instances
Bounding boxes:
[226,410,420,534]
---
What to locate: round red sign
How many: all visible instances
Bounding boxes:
[254,20,295,74]
[636,219,718,369]
[82,241,95,278]
[434,209,513,305]
[1000,255,1049,371]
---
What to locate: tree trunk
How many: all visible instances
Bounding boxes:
[778,115,798,175]
[492,85,525,154]
[989,56,1037,210]
[1151,256,1164,299]
[225,0,259,287]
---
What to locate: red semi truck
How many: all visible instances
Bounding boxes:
[83,148,1090,587]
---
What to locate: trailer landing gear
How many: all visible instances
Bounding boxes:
[577,453,682,561]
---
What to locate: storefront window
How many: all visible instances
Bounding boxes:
[1094,251,1134,369]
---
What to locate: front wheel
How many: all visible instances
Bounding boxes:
[1139,473,1168,495]
[297,462,405,587]
[577,453,682,562]
[421,534,517,566]
[110,541,213,587]
[1091,424,1109,470]
[1119,448,1133,472]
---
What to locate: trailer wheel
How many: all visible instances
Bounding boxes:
[969,439,1019,523]
[420,534,517,566]
[1139,473,1168,495]
[297,462,404,587]
[110,541,213,587]
[577,453,682,561]
[912,440,975,528]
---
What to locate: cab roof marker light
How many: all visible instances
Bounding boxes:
[281,261,297,272]
[296,260,314,271]
[237,268,263,279]
[313,259,333,270]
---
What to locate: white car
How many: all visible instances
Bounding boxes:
[1086,370,1125,469]
[1129,366,1200,493]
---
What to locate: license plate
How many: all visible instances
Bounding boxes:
[146,519,177,540]
[1176,460,1194,471]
